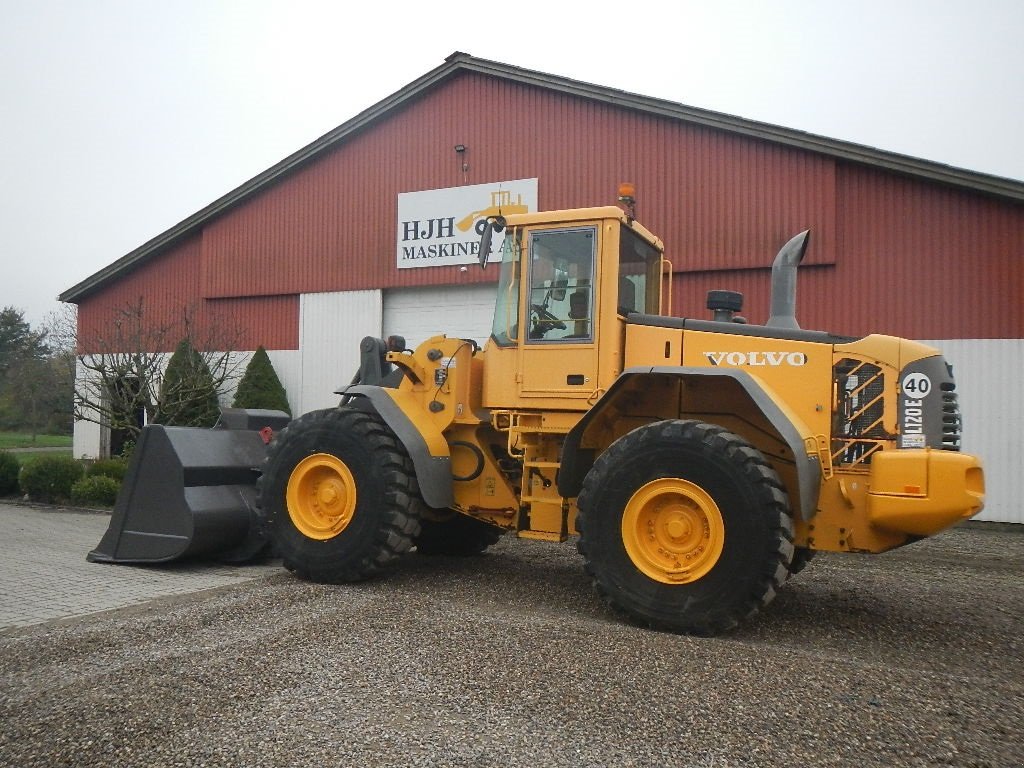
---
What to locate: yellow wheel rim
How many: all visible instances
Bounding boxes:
[286,453,357,540]
[621,477,725,584]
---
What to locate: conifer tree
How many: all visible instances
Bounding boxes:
[157,338,220,427]
[232,346,291,415]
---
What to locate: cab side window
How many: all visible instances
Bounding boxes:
[618,226,660,316]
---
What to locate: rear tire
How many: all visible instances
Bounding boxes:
[576,419,794,635]
[415,513,503,556]
[258,407,423,582]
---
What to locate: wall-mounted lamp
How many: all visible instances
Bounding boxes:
[454,144,469,178]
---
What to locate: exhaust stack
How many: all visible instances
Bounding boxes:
[766,230,810,330]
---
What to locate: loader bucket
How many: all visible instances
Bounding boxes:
[87,409,290,565]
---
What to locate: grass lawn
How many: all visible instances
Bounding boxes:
[6,448,74,464]
[0,432,73,449]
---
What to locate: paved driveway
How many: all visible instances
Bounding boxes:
[0,502,279,630]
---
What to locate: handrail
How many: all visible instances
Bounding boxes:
[506,271,519,343]
[660,256,674,315]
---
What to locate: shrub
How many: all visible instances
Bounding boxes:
[70,475,121,507]
[233,346,291,415]
[0,452,19,495]
[118,439,136,462]
[88,458,129,482]
[19,455,84,503]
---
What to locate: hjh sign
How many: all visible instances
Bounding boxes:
[397,178,538,268]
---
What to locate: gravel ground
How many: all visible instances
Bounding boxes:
[1,524,1021,768]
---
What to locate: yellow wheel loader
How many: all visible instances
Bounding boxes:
[93,194,984,635]
[255,199,984,635]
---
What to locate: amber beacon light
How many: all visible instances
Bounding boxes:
[617,182,637,219]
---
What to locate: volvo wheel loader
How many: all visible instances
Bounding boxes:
[254,196,984,635]
[93,193,984,635]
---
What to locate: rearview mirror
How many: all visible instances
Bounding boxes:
[477,216,506,270]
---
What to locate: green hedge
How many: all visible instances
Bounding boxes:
[19,455,84,503]
[87,458,129,482]
[70,475,121,507]
[0,452,19,495]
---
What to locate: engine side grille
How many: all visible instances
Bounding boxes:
[941,382,962,451]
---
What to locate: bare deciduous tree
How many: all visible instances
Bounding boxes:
[73,298,244,445]
[40,304,78,434]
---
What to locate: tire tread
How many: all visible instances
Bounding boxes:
[577,419,794,635]
[257,407,423,583]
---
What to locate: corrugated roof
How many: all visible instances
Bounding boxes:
[60,51,1024,303]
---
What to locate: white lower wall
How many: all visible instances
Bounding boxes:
[919,338,1022,524]
[72,411,104,460]
[299,289,383,413]
[70,301,1021,524]
[72,359,101,459]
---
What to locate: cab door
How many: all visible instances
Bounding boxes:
[518,226,600,401]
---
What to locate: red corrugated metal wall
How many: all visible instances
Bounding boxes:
[78,70,1023,349]
[829,164,1022,338]
[200,73,837,301]
[77,235,299,353]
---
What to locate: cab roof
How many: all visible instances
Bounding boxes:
[502,206,664,252]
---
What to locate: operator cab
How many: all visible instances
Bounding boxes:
[479,207,664,407]
[488,212,662,346]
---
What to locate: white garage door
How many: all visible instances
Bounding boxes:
[383,284,497,350]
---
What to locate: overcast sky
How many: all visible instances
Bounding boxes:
[2,0,1021,328]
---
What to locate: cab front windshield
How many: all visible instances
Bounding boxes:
[490,229,522,346]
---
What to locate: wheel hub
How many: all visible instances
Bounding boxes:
[286,453,357,540]
[621,477,725,584]
[665,517,690,539]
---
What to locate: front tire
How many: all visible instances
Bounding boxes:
[576,420,794,635]
[258,407,423,582]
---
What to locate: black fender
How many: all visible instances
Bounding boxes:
[340,384,454,509]
[558,367,822,520]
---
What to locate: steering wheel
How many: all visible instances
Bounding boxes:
[530,304,566,337]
